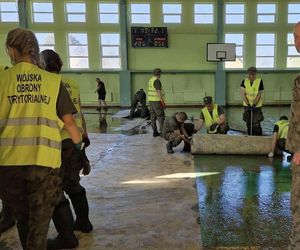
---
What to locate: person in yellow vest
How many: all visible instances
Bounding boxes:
[147,68,166,137]
[241,66,264,136]
[194,96,229,134]
[40,49,93,249]
[0,65,16,234]
[0,28,82,250]
[268,116,289,158]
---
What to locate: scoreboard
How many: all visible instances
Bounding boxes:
[131,27,168,48]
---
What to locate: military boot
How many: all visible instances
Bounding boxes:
[182,142,191,153]
[69,189,93,233]
[166,142,174,154]
[0,202,15,233]
[47,200,79,250]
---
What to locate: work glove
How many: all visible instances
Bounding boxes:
[268,152,274,158]
[160,101,166,109]
[82,137,90,148]
[82,150,91,175]
[208,123,219,134]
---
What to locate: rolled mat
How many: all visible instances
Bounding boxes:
[191,134,273,155]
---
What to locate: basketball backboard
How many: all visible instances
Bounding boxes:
[206,43,236,62]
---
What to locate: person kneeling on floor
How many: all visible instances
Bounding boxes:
[162,112,194,154]
[268,115,289,158]
[194,96,229,134]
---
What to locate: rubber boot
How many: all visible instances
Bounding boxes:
[0,201,15,233]
[47,200,79,250]
[69,189,93,233]
[166,142,174,154]
[153,130,160,137]
[182,142,191,153]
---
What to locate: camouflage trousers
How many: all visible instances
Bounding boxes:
[290,163,300,249]
[0,166,60,250]
[149,101,165,132]
[243,107,264,136]
[164,123,195,147]
[58,139,86,203]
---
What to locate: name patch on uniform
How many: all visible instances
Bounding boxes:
[7,74,51,105]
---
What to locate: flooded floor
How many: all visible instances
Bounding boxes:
[195,155,291,249]
[0,106,293,249]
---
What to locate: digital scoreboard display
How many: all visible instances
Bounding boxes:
[131,27,168,48]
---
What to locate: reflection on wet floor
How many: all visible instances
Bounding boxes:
[83,106,291,135]
[194,155,291,248]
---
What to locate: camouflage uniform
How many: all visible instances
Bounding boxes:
[129,89,150,119]
[286,75,300,249]
[150,101,165,132]
[243,107,264,135]
[0,166,60,250]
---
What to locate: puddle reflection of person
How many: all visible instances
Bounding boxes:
[99,110,108,133]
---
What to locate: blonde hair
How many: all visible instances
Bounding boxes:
[6,28,41,67]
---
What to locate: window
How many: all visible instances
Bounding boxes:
[32,2,54,23]
[256,33,275,68]
[35,33,55,51]
[257,3,276,23]
[0,1,19,22]
[225,34,244,69]
[99,3,119,23]
[100,33,121,69]
[130,3,150,24]
[287,33,300,68]
[225,4,245,24]
[66,2,86,22]
[194,3,213,24]
[68,33,89,69]
[288,3,300,24]
[163,3,182,24]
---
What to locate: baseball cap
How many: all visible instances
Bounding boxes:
[203,96,213,105]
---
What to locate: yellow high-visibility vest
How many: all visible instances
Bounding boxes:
[243,78,263,107]
[61,77,83,140]
[275,120,289,139]
[202,104,219,130]
[0,62,63,168]
[147,76,165,102]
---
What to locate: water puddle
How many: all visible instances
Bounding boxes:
[194,155,291,248]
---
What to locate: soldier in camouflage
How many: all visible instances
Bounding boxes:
[287,21,300,250]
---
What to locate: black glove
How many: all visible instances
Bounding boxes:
[82,137,90,148]
[209,123,218,132]
[82,150,91,175]
[193,129,198,134]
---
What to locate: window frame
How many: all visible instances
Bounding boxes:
[32,1,54,23]
[224,33,244,69]
[288,3,300,24]
[256,3,277,24]
[256,33,276,69]
[65,2,86,23]
[100,33,121,70]
[287,33,300,68]
[162,3,182,24]
[67,32,89,69]
[0,1,19,22]
[194,3,214,24]
[130,3,151,24]
[225,3,245,24]
[35,32,55,51]
[98,2,119,24]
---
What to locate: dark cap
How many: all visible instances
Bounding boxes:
[247,66,257,74]
[203,96,213,105]
[153,68,161,76]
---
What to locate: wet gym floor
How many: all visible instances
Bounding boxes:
[0,106,293,249]
[83,106,292,249]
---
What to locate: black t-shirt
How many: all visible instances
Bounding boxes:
[273,125,279,133]
[200,105,224,121]
[240,79,264,91]
[154,79,162,90]
[56,82,77,119]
